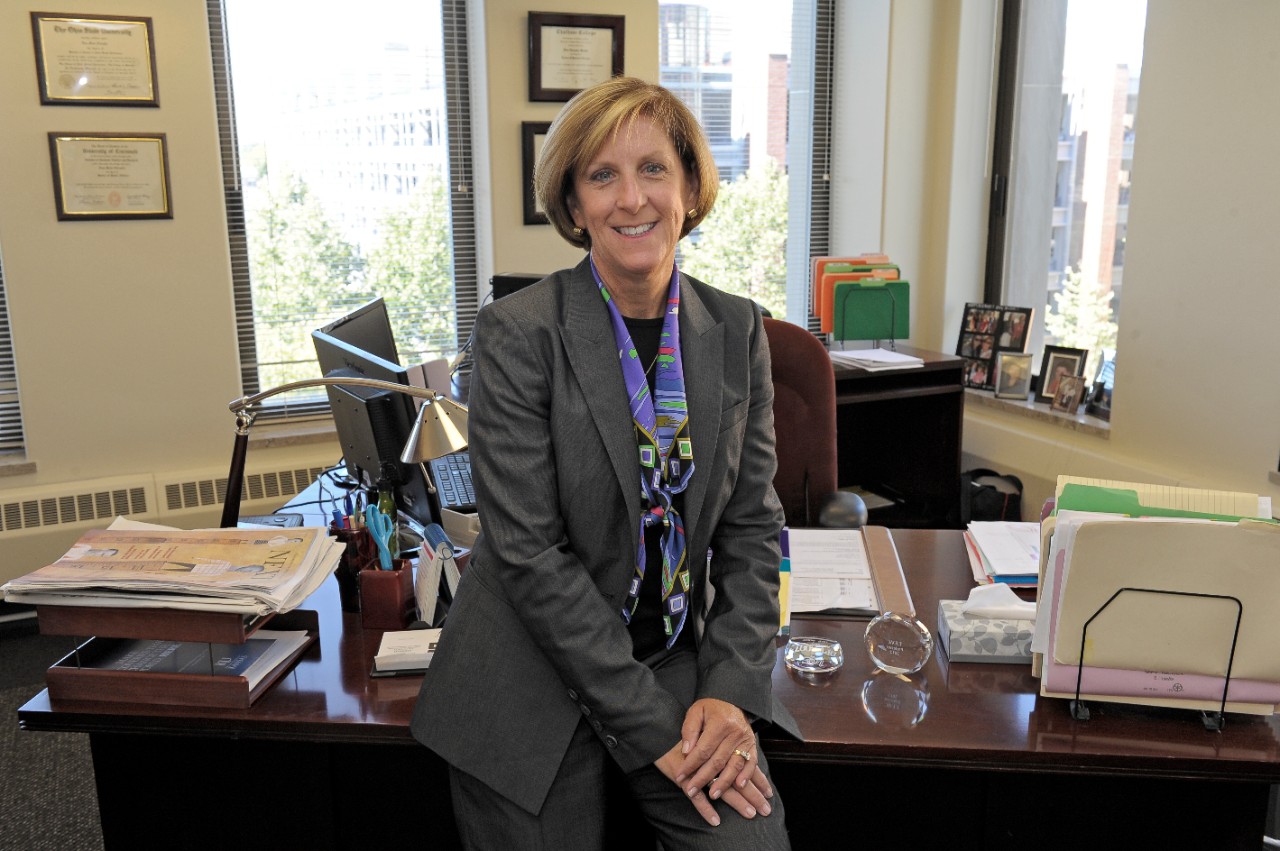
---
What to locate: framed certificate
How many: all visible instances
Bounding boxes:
[528,12,624,102]
[31,13,159,107]
[522,121,551,225]
[48,133,173,220]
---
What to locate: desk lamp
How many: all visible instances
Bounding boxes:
[221,377,468,527]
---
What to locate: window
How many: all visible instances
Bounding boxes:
[0,251,25,455]
[987,0,1146,381]
[658,0,833,326]
[208,0,476,416]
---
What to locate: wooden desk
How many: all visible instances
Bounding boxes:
[19,530,1280,850]
[830,346,965,528]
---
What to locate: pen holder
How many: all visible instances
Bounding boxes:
[360,559,415,630]
[331,527,378,614]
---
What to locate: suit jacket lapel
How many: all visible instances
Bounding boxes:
[677,278,723,555]
[560,259,643,547]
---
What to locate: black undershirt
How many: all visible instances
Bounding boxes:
[623,315,693,661]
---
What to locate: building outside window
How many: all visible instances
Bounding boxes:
[658,1,829,324]
[993,0,1146,384]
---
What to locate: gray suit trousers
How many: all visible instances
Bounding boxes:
[448,650,791,851]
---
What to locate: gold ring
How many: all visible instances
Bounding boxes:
[733,748,753,761]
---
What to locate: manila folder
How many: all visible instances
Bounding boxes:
[1052,519,1280,681]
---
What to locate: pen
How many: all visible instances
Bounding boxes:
[332,508,344,529]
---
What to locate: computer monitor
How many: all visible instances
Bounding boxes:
[312,313,435,529]
[490,273,543,300]
[317,297,399,363]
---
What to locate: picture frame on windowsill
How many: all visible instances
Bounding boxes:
[1035,345,1087,405]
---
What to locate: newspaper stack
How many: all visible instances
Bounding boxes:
[1,518,342,615]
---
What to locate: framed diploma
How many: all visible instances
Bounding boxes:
[522,122,551,225]
[31,13,159,107]
[528,12,624,102]
[48,133,173,220]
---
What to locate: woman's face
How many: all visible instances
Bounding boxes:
[567,115,697,296]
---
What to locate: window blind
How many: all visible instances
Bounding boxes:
[0,252,25,453]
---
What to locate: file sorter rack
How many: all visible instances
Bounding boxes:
[1068,587,1242,732]
[37,604,319,709]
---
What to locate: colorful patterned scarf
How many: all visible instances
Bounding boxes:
[592,258,695,646]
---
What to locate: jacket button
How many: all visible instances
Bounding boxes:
[580,704,592,716]
[604,734,618,748]
[592,719,602,732]
[567,689,578,701]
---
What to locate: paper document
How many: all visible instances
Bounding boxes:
[785,528,876,612]
[828,348,924,371]
[967,521,1040,576]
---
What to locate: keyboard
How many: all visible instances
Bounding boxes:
[429,451,476,512]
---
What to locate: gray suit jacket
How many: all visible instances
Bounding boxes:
[411,257,794,815]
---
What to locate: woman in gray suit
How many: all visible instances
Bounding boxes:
[412,77,792,849]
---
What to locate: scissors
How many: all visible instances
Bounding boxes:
[364,504,395,570]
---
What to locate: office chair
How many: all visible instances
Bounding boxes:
[762,317,867,528]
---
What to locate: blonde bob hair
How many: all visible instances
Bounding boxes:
[534,77,719,250]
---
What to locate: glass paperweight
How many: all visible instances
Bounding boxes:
[863,611,933,675]
[783,636,844,674]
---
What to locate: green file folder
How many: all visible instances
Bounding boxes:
[832,278,910,342]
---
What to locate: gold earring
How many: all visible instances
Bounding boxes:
[572,226,584,236]
[687,208,697,218]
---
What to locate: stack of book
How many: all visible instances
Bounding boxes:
[1033,476,1280,716]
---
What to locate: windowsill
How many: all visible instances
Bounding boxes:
[246,417,339,450]
[964,389,1111,438]
[0,455,37,478]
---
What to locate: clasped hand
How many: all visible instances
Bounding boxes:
[653,698,773,827]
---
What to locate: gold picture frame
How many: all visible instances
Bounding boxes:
[48,133,173,220]
[31,13,159,107]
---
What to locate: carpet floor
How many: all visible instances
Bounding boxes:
[1,627,104,851]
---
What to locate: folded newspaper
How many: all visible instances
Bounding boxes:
[1,518,342,615]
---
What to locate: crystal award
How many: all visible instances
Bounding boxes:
[863,611,933,675]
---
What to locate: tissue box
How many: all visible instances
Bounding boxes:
[937,599,1033,664]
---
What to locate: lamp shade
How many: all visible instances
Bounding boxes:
[401,396,469,464]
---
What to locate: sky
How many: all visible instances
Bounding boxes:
[1064,0,1148,79]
